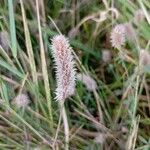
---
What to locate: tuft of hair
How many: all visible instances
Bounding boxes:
[77,73,97,92]
[0,31,10,52]
[12,93,30,108]
[51,35,76,102]
[110,24,126,49]
[139,49,150,66]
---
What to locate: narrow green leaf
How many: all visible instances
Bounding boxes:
[8,0,17,58]
[0,59,24,78]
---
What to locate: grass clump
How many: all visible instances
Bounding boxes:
[0,0,150,149]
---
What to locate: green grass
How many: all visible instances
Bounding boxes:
[0,0,150,149]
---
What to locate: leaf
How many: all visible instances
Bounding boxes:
[8,0,17,58]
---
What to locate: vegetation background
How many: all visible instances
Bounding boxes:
[0,0,150,149]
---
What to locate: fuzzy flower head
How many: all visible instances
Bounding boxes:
[51,35,76,102]
[12,93,30,108]
[77,73,97,92]
[124,23,136,41]
[139,49,150,66]
[110,24,126,49]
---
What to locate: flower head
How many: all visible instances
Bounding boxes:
[51,35,76,101]
[77,73,97,92]
[12,93,30,108]
[110,24,126,49]
[124,23,136,41]
[139,49,150,66]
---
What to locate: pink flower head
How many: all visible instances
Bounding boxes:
[139,49,150,66]
[51,35,76,101]
[124,23,136,41]
[77,73,97,92]
[110,24,126,49]
[13,93,30,108]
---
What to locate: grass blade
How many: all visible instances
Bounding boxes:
[8,0,17,58]
[19,0,38,84]
[36,0,53,127]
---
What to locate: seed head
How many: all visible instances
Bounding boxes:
[124,23,136,41]
[77,73,97,92]
[139,49,150,66]
[12,93,30,108]
[51,35,76,102]
[110,24,126,49]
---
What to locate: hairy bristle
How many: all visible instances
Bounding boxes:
[77,73,97,92]
[51,35,76,101]
[110,24,126,49]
